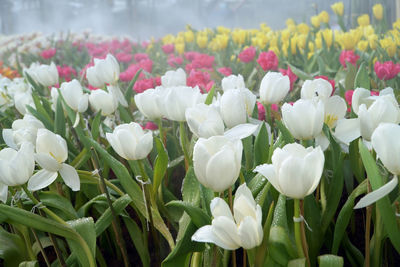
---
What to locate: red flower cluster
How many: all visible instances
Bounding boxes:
[374,61,400,80]
[257,51,278,71]
[339,50,360,68]
[279,66,298,91]
[239,46,256,63]
[40,48,56,59]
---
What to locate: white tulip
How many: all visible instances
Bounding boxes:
[60,79,88,113]
[220,88,256,128]
[185,103,225,138]
[28,129,80,191]
[193,136,242,192]
[192,183,263,250]
[0,142,35,202]
[14,91,34,115]
[301,78,333,101]
[161,68,186,87]
[50,87,59,111]
[89,89,118,116]
[254,143,324,199]
[2,114,45,150]
[25,62,59,87]
[282,99,325,140]
[354,123,400,209]
[0,88,13,112]
[86,54,120,87]
[259,72,290,105]
[221,74,245,91]
[106,122,153,160]
[134,86,168,120]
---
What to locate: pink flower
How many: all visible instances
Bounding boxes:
[144,121,158,130]
[339,50,360,68]
[257,51,278,71]
[374,61,400,80]
[257,102,266,121]
[187,69,211,93]
[133,78,155,93]
[134,53,149,62]
[205,81,214,93]
[162,44,175,54]
[314,75,335,93]
[238,46,256,63]
[184,51,202,61]
[217,67,232,76]
[279,66,298,91]
[41,48,56,59]
[271,104,279,111]
[57,65,77,82]
[370,90,379,96]
[115,52,133,63]
[167,55,183,67]
[138,59,153,73]
[120,64,145,82]
[344,90,354,112]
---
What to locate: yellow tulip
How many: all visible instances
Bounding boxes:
[337,29,362,50]
[372,4,383,20]
[380,37,396,57]
[184,31,194,43]
[311,16,321,28]
[393,19,400,30]
[232,29,247,45]
[175,43,185,54]
[368,34,378,49]
[331,2,344,16]
[281,29,291,42]
[357,14,370,27]
[357,40,368,52]
[318,11,330,24]
[217,26,230,34]
[162,34,175,45]
[297,23,310,35]
[286,18,296,27]
[197,34,208,49]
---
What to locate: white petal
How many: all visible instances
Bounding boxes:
[59,164,80,191]
[354,176,398,209]
[211,216,241,250]
[333,118,360,145]
[2,129,17,150]
[0,182,8,203]
[73,112,80,128]
[224,123,259,140]
[315,132,330,151]
[238,216,263,249]
[254,164,281,194]
[28,170,58,191]
[210,197,234,220]
[34,153,62,172]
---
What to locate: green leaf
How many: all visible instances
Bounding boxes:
[95,194,131,236]
[358,140,400,253]
[354,62,370,89]
[318,254,343,267]
[182,167,200,204]
[18,261,38,267]
[122,216,150,267]
[91,112,102,140]
[39,191,78,220]
[254,123,269,166]
[344,62,357,91]
[67,217,96,267]
[0,226,29,267]
[288,64,313,80]
[26,106,53,130]
[153,138,169,194]
[276,120,294,144]
[118,105,133,123]
[54,96,66,137]
[125,69,142,103]
[166,201,211,228]
[31,93,53,126]
[204,85,215,105]
[288,258,306,267]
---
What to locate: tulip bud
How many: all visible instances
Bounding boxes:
[89,89,118,116]
[220,88,256,128]
[28,129,80,191]
[221,74,245,92]
[282,99,325,140]
[25,62,59,87]
[259,72,290,105]
[300,79,333,101]
[106,122,153,160]
[14,91,34,115]
[372,4,383,20]
[185,103,225,138]
[60,79,88,113]
[255,143,325,199]
[192,183,263,249]
[86,54,120,87]
[193,136,242,192]
[161,68,186,87]
[134,87,168,120]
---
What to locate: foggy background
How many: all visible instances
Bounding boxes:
[1,0,399,40]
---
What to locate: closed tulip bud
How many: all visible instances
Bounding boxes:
[161,68,186,87]
[14,91,34,115]
[259,72,290,105]
[301,79,333,101]
[28,129,80,191]
[86,54,120,87]
[220,88,255,128]
[60,79,88,113]
[331,2,344,16]
[25,62,59,87]
[89,89,118,116]
[255,143,324,199]
[221,74,245,91]
[373,4,383,20]
[134,87,168,120]
[193,136,242,192]
[282,99,325,140]
[185,103,225,138]
[106,122,153,160]
[192,184,263,250]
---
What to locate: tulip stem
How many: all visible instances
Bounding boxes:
[157,118,165,145]
[294,199,305,259]
[228,187,237,267]
[300,200,310,266]
[365,181,372,267]
[179,122,191,171]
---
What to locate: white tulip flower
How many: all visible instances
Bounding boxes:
[221,74,245,92]
[106,122,153,161]
[193,136,242,192]
[134,86,168,120]
[89,89,118,116]
[301,78,333,101]
[25,62,59,87]
[185,103,225,138]
[259,72,290,105]
[161,68,186,87]
[14,91,34,115]
[28,129,80,191]
[255,143,325,199]
[86,54,120,87]
[220,88,256,128]
[192,183,263,250]
[60,79,88,113]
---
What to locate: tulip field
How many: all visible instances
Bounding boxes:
[1,2,400,267]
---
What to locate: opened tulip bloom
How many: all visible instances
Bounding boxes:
[185,103,225,138]
[86,54,120,87]
[161,68,186,87]
[192,183,263,249]
[221,74,245,91]
[89,89,118,116]
[134,86,168,120]
[254,143,324,199]
[106,122,153,161]
[0,142,35,202]
[28,129,80,191]
[301,78,333,101]
[193,136,242,192]
[25,62,59,87]
[220,88,256,128]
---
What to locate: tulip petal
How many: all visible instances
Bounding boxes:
[315,132,330,151]
[211,216,241,250]
[59,163,80,191]
[238,216,263,249]
[333,118,360,145]
[28,169,58,191]
[206,148,238,192]
[354,176,398,209]
[253,164,281,194]
[73,112,80,128]
[210,197,233,220]
[2,129,17,150]
[0,182,8,203]
[224,123,259,140]
[192,225,237,250]
[34,153,62,172]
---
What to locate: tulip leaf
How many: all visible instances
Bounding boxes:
[38,191,78,220]
[124,69,142,103]
[166,200,211,228]
[354,62,370,89]
[349,140,364,183]
[255,201,275,266]
[204,84,215,105]
[288,258,306,267]
[0,226,29,267]
[331,180,367,254]
[118,105,133,123]
[318,254,344,267]
[85,137,175,249]
[122,216,150,267]
[54,96,66,137]
[344,62,356,91]
[153,138,169,194]
[95,194,131,236]
[254,122,269,166]
[26,106,53,130]
[276,120,294,144]
[31,93,54,125]
[248,173,269,198]
[288,64,313,81]
[182,167,200,205]
[18,261,38,267]
[91,111,102,140]
[358,140,400,253]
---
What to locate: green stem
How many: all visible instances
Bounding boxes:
[179,121,190,171]
[191,252,202,267]
[294,199,305,258]
[157,118,165,145]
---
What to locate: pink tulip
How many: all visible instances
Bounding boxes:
[339,50,360,68]
[374,61,400,80]
[238,46,256,63]
[257,51,278,71]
